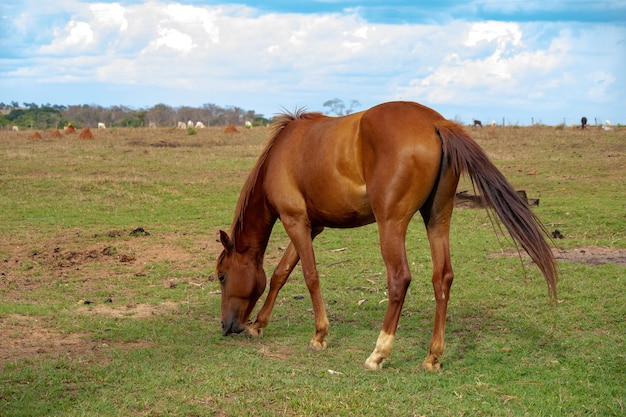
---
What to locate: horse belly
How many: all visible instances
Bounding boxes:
[304,180,375,228]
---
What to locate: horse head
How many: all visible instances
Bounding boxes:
[216,230,267,335]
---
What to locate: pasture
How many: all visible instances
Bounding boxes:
[1,123,624,416]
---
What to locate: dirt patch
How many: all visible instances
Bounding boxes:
[0,228,216,300]
[76,301,180,318]
[0,228,222,367]
[553,246,626,265]
[0,314,151,367]
[490,246,626,266]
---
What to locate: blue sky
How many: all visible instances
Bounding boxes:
[1,0,624,125]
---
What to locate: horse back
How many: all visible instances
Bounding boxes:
[263,102,447,227]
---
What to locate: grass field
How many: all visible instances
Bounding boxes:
[1,123,624,416]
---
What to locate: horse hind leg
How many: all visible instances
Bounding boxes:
[364,218,412,370]
[420,170,458,370]
[422,220,454,370]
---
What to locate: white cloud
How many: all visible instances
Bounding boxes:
[464,21,523,54]
[89,2,128,31]
[163,3,220,43]
[397,21,578,108]
[4,1,624,122]
[39,19,95,54]
[152,27,196,53]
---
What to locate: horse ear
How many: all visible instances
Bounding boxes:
[219,230,234,253]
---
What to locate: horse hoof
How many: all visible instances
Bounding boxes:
[309,340,327,350]
[363,358,383,370]
[422,360,442,371]
[247,327,263,338]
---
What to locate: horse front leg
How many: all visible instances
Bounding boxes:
[282,220,329,350]
[248,242,300,337]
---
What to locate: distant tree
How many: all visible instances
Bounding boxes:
[64,104,102,127]
[253,116,271,126]
[177,106,196,125]
[134,110,147,127]
[227,106,245,125]
[0,101,263,128]
[147,103,175,126]
[3,106,62,129]
[323,98,360,116]
[244,110,255,124]
[202,103,225,126]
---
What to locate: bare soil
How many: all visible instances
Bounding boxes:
[0,228,222,367]
[0,313,151,366]
[490,245,626,266]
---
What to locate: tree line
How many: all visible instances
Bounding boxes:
[0,102,270,130]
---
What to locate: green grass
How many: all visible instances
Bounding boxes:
[0,125,624,416]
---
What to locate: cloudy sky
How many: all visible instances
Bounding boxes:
[1,0,624,125]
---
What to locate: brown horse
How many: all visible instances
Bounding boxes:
[216,101,557,370]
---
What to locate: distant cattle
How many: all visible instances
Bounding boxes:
[98,122,106,129]
[581,117,587,130]
[245,120,252,129]
[11,125,19,131]
[603,120,613,131]
[187,120,193,128]
[490,120,497,127]
[195,121,205,129]
[473,119,482,128]
[177,121,186,129]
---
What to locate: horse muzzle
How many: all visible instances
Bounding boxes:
[221,318,246,336]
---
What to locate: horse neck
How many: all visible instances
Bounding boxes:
[231,179,276,262]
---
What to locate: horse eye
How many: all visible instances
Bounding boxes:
[218,273,226,283]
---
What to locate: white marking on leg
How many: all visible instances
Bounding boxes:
[364,330,395,370]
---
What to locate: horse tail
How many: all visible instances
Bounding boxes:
[435,120,558,300]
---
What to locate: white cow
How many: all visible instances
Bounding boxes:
[187,120,193,128]
[98,122,106,129]
[490,120,497,127]
[245,120,252,129]
[195,121,205,129]
[177,121,186,129]
[12,125,19,131]
[603,120,613,131]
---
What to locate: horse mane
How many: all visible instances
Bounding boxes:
[230,109,324,238]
